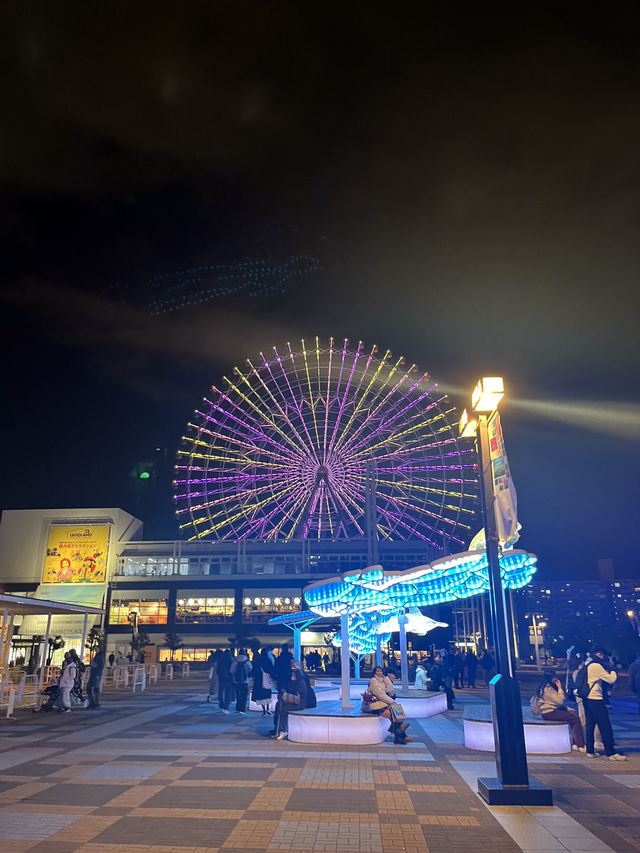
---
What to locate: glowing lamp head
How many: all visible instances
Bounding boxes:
[627,610,635,617]
[472,377,504,413]
[458,408,478,438]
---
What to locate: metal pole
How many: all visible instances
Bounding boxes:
[375,633,382,667]
[79,613,89,663]
[293,627,302,665]
[475,412,549,805]
[481,594,488,650]
[532,614,541,671]
[37,614,52,696]
[509,589,520,662]
[1,613,14,675]
[340,612,353,709]
[398,612,409,691]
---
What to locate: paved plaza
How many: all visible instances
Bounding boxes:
[0,679,638,853]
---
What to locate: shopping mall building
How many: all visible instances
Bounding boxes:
[0,507,441,666]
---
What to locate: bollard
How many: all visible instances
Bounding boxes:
[166,663,173,681]
[181,662,190,680]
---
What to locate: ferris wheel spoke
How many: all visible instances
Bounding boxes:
[270,347,320,463]
[300,339,321,452]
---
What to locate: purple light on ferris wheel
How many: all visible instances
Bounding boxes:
[175,337,478,545]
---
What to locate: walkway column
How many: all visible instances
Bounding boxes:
[37,614,52,694]
[398,611,409,690]
[340,612,353,709]
[0,608,8,676]
[293,627,302,664]
[1,611,14,675]
[79,613,89,662]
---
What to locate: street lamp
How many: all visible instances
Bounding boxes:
[461,377,551,806]
[529,614,547,670]
[627,609,640,636]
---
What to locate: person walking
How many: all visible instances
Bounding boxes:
[86,646,105,709]
[583,648,626,760]
[628,653,640,714]
[534,671,585,750]
[441,651,456,710]
[217,649,234,714]
[231,649,252,714]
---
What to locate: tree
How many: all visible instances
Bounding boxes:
[162,632,183,662]
[46,635,65,665]
[131,630,153,660]
[87,625,104,656]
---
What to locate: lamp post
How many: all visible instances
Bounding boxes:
[460,377,552,806]
[627,609,640,637]
[529,614,547,670]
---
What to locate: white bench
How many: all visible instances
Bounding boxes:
[288,701,391,745]
[463,705,571,754]
[317,684,448,719]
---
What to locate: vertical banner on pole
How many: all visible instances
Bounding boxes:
[487,411,519,547]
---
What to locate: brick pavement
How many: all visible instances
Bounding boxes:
[0,680,637,853]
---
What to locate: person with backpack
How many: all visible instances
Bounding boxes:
[575,648,626,760]
[532,671,585,750]
[230,650,252,715]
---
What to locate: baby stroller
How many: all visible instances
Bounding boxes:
[34,683,60,712]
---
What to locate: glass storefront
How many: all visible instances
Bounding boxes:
[110,590,169,625]
[242,588,303,622]
[175,590,235,624]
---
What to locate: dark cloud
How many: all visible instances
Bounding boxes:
[1,3,639,576]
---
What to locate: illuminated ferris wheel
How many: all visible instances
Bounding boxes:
[175,338,478,547]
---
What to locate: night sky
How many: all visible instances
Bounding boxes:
[2,4,639,579]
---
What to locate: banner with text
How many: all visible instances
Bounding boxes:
[42,524,110,584]
[487,411,519,547]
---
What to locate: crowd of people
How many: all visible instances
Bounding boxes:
[531,648,628,760]
[206,643,316,740]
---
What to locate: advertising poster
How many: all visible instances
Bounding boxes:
[42,524,110,583]
[487,411,519,547]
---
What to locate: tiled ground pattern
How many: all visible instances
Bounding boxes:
[0,681,637,852]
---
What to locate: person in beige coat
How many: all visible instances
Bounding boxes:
[362,666,410,744]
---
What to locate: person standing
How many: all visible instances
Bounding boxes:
[207,649,221,704]
[232,649,252,714]
[414,660,429,690]
[56,652,77,713]
[252,647,274,716]
[217,649,234,714]
[465,650,478,688]
[87,646,105,709]
[628,653,640,714]
[68,648,87,707]
[584,648,626,760]
[441,652,456,710]
[480,648,496,687]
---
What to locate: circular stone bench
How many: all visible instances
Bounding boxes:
[287,701,390,745]
[463,704,571,754]
[317,683,448,719]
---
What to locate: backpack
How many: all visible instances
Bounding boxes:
[232,660,251,684]
[573,664,591,699]
[529,694,543,717]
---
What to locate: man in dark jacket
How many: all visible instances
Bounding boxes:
[87,647,105,709]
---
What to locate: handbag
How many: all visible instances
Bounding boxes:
[262,671,275,691]
[282,691,302,705]
[529,694,543,717]
[362,691,376,704]
[389,703,406,722]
